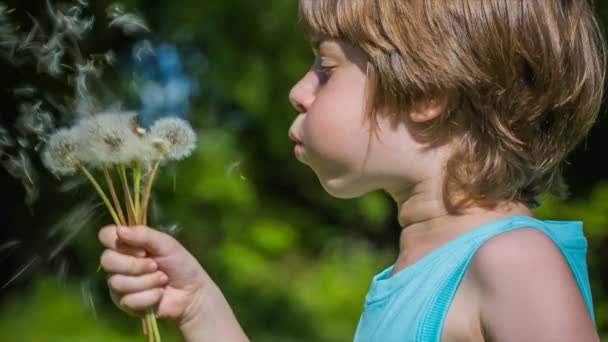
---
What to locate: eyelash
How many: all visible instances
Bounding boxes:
[313,58,335,83]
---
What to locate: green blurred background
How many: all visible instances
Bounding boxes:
[0,1,607,341]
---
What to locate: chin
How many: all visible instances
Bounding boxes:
[320,177,371,199]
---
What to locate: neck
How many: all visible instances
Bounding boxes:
[386,174,533,266]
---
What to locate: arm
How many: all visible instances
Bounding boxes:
[468,228,598,342]
[178,282,249,342]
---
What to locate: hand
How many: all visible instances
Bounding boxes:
[98,225,212,326]
[99,225,249,341]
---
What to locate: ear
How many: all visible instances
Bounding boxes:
[409,96,449,123]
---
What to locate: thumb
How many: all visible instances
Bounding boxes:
[117,225,177,256]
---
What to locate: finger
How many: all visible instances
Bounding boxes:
[116,225,178,256]
[120,288,165,312]
[108,271,169,294]
[99,226,147,257]
[100,249,158,275]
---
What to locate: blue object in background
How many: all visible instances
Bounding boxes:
[134,42,198,128]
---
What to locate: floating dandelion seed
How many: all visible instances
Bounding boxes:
[16,101,55,140]
[103,50,116,65]
[2,255,39,290]
[3,149,36,185]
[149,117,196,161]
[107,4,149,35]
[0,126,14,154]
[19,15,41,51]
[159,223,182,236]
[46,0,94,40]
[0,240,20,254]
[36,33,65,76]
[75,61,100,95]
[42,128,80,176]
[0,240,20,264]
[0,4,19,60]
[72,61,102,116]
[132,39,154,62]
[81,279,98,319]
[226,161,248,181]
[1,150,40,205]
[13,85,37,97]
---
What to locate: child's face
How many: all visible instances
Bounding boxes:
[288,38,444,199]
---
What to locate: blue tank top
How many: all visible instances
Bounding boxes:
[353,215,595,342]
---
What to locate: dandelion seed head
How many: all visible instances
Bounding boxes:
[149,117,196,161]
[42,128,80,176]
[74,111,159,166]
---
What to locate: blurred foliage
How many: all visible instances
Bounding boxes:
[0,0,607,341]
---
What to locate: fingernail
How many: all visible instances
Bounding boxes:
[160,274,168,283]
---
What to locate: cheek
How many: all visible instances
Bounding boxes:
[305,80,368,150]
[303,99,371,169]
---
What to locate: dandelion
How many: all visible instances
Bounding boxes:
[41,128,79,176]
[149,116,196,161]
[74,111,158,166]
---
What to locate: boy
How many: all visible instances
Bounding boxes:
[99,0,605,340]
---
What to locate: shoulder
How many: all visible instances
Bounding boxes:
[470,227,567,282]
[467,228,598,342]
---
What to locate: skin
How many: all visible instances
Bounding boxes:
[99,38,599,341]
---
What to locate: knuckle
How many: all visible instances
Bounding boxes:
[130,257,140,273]
[131,225,146,236]
[156,288,165,299]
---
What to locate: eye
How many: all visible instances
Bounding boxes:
[312,57,335,84]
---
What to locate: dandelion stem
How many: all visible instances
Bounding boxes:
[149,308,161,341]
[79,164,121,226]
[117,163,136,226]
[134,161,141,225]
[103,166,126,226]
[145,313,154,342]
[140,160,161,226]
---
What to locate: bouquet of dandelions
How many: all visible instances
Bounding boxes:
[42,110,196,342]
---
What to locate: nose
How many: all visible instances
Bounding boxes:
[289,71,316,113]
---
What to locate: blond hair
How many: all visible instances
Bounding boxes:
[299,0,606,210]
